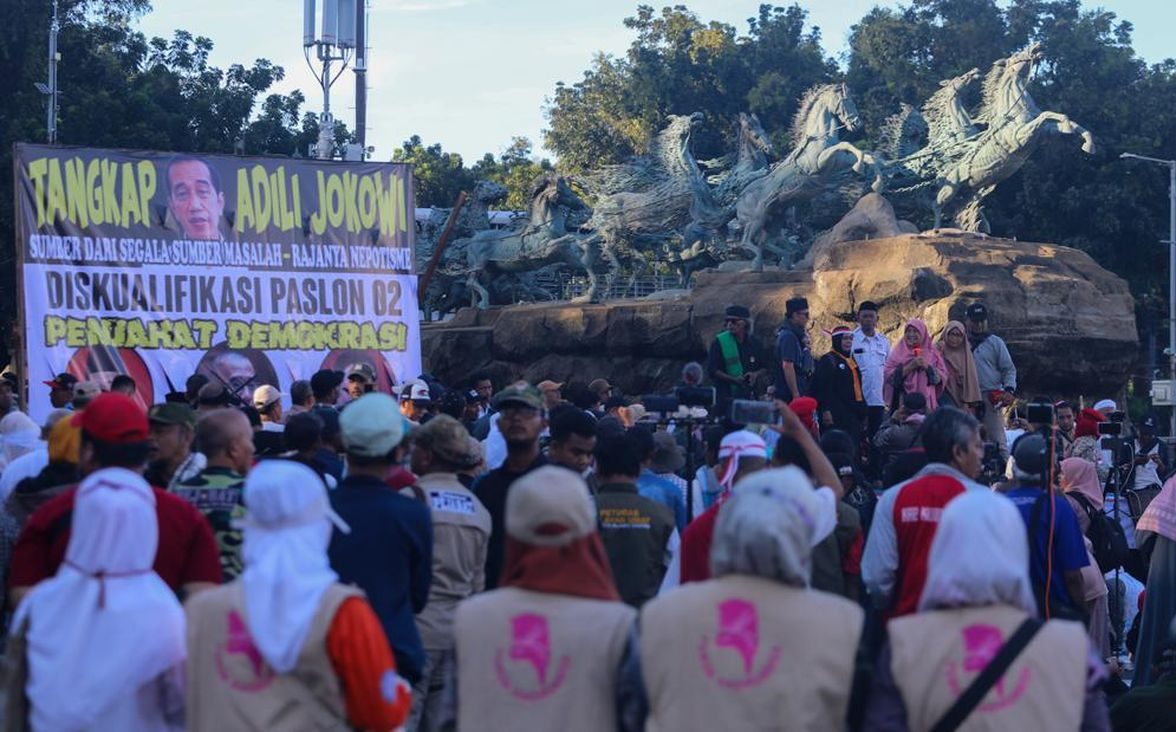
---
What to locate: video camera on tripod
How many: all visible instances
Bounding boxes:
[1098,419,1135,468]
[638,386,720,522]
[639,386,718,419]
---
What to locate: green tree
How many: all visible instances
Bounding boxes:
[0,0,331,321]
[544,4,836,171]
[391,135,476,208]
[846,0,1014,136]
[472,137,555,210]
[845,0,1176,311]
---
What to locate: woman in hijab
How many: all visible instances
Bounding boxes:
[185,460,411,731]
[935,321,981,413]
[1067,408,1108,481]
[624,468,854,730]
[864,491,1110,731]
[0,411,43,474]
[8,468,186,731]
[1061,457,1112,658]
[451,466,634,731]
[884,319,948,411]
[1132,474,1176,687]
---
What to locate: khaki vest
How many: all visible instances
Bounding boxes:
[454,587,635,732]
[185,580,362,732]
[411,473,492,650]
[639,575,864,732]
[888,605,1087,732]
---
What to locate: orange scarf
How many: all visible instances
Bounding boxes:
[834,350,864,402]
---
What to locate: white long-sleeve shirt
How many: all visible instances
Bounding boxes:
[852,328,891,407]
[861,462,988,608]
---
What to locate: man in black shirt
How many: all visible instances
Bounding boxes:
[706,305,766,408]
[472,383,548,589]
[775,296,813,402]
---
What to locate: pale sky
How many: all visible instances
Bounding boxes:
[137,0,1172,163]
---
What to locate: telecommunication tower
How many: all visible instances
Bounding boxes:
[303,0,359,159]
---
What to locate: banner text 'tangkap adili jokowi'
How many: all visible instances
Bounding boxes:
[14,144,420,421]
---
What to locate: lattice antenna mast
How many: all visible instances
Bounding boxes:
[35,0,61,144]
[303,0,356,159]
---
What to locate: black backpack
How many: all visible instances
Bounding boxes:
[1072,493,1131,573]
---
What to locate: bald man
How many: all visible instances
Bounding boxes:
[174,409,255,580]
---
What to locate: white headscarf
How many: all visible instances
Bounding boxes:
[0,411,43,470]
[717,430,768,492]
[919,491,1037,614]
[12,468,185,731]
[239,460,350,674]
[711,467,837,586]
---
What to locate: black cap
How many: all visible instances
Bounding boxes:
[966,302,988,322]
[902,392,927,413]
[185,373,209,396]
[828,451,856,477]
[310,369,344,395]
[858,301,879,313]
[1140,414,1159,431]
[197,382,231,407]
[786,297,809,315]
[724,305,751,320]
[1012,433,1048,476]
[44,372,78,390]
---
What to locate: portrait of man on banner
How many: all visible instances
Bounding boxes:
[196,343,278,406]
[165,155,226,241]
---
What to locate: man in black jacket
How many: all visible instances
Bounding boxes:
[594,431,674,608]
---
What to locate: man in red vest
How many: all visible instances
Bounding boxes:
[861,406,986,617]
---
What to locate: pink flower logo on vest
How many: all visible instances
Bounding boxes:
[494,613,571,701]
[698,598,782,689]
[215,610,275,693]
[946,624,1031,712]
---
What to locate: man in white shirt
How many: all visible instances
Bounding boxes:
[851,301,890,442]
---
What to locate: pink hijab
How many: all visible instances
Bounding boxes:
[1137,475,1176,543]
[1061,457,1102,508]
[883,318,947,410]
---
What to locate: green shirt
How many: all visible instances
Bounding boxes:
[175,466,246,581]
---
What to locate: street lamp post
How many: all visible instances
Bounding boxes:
[1121,152,1176,437]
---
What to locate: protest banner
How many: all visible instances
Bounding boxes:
[13,144,420,421]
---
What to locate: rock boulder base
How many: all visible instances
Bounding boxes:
[422,233,1137,398]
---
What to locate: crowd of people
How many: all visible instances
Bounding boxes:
[0,298,1172,731]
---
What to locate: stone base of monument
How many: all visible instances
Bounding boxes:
[421,232,1138,397]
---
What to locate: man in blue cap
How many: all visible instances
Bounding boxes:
[328,393,432,685]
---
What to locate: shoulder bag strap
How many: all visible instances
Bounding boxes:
[929,617,1043,732]
[4,615,31,732]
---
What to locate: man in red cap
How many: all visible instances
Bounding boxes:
[8,393,222,607]
[43,373,78,410]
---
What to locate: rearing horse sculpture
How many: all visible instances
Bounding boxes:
[932,43,1095,229]
[733,83,882,270]
[583,113,724,300]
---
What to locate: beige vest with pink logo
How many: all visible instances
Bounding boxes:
[638,574,864,732]
[185,581,362,732]
[888,605,1087,732]
[454,587,635,732]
